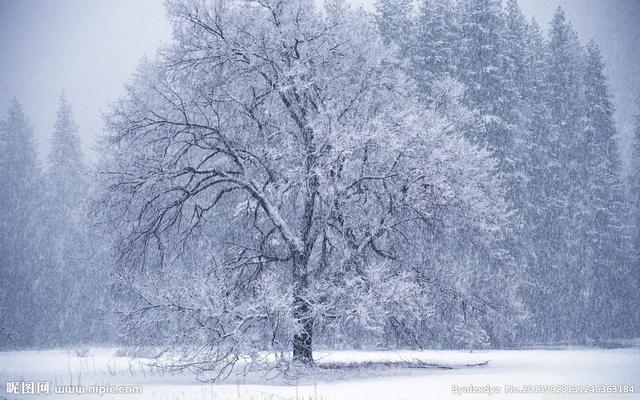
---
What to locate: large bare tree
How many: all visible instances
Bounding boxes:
[97,0,508,375]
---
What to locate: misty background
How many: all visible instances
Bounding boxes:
[1,0,639,171]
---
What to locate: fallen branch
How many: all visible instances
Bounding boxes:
[316,359,490,370]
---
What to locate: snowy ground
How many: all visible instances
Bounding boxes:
[1,345,639,399]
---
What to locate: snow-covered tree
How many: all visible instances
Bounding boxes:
[579,42,634,339]
[627,99,640,335]
[399,1,638,344]
[633,100,640,252]
[31,94,110,346]
[0,100,41,348]
[515,17,556,342]
[374,0,414,58]
[97,0,510,372]
[456,0,513,132]
[48,94,85,190]
[525,8,585,342]
[412,0,457,96]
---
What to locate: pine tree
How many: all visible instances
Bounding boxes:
[454,0,529,345]
[412,0,457,96]
[503,0,529,100]
[500,11,556,343]
[0,100,42,348]
[374,0,414,59]
[533,8,587,342]
[456,0,510,123]
[34,94,108,345]
[627,99,640,336]
[633,99,640,254]
[517,18,557,343]
[579,42,634,339]
[48,94,85,195]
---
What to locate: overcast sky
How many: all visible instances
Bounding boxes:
[1,0,638,170]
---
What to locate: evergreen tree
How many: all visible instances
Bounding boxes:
[48,94,85,194]
[580,42,634,339]
[533,8,586,342]
[454,0,521,218]
[412,0,457,96]
[517,17,557,343]
[454,0,528,345]
[35,94,109,345]
[456,0,512,128]
[503,0,529,100]
[0,100,42,348]
[379,0,637,345]
[495,2,537,347]
[633,100,640,253]
[628,99,640,335]
[374,0,414,59]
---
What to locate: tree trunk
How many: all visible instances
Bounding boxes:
[292,306,314,364]
[292,251,314,364]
